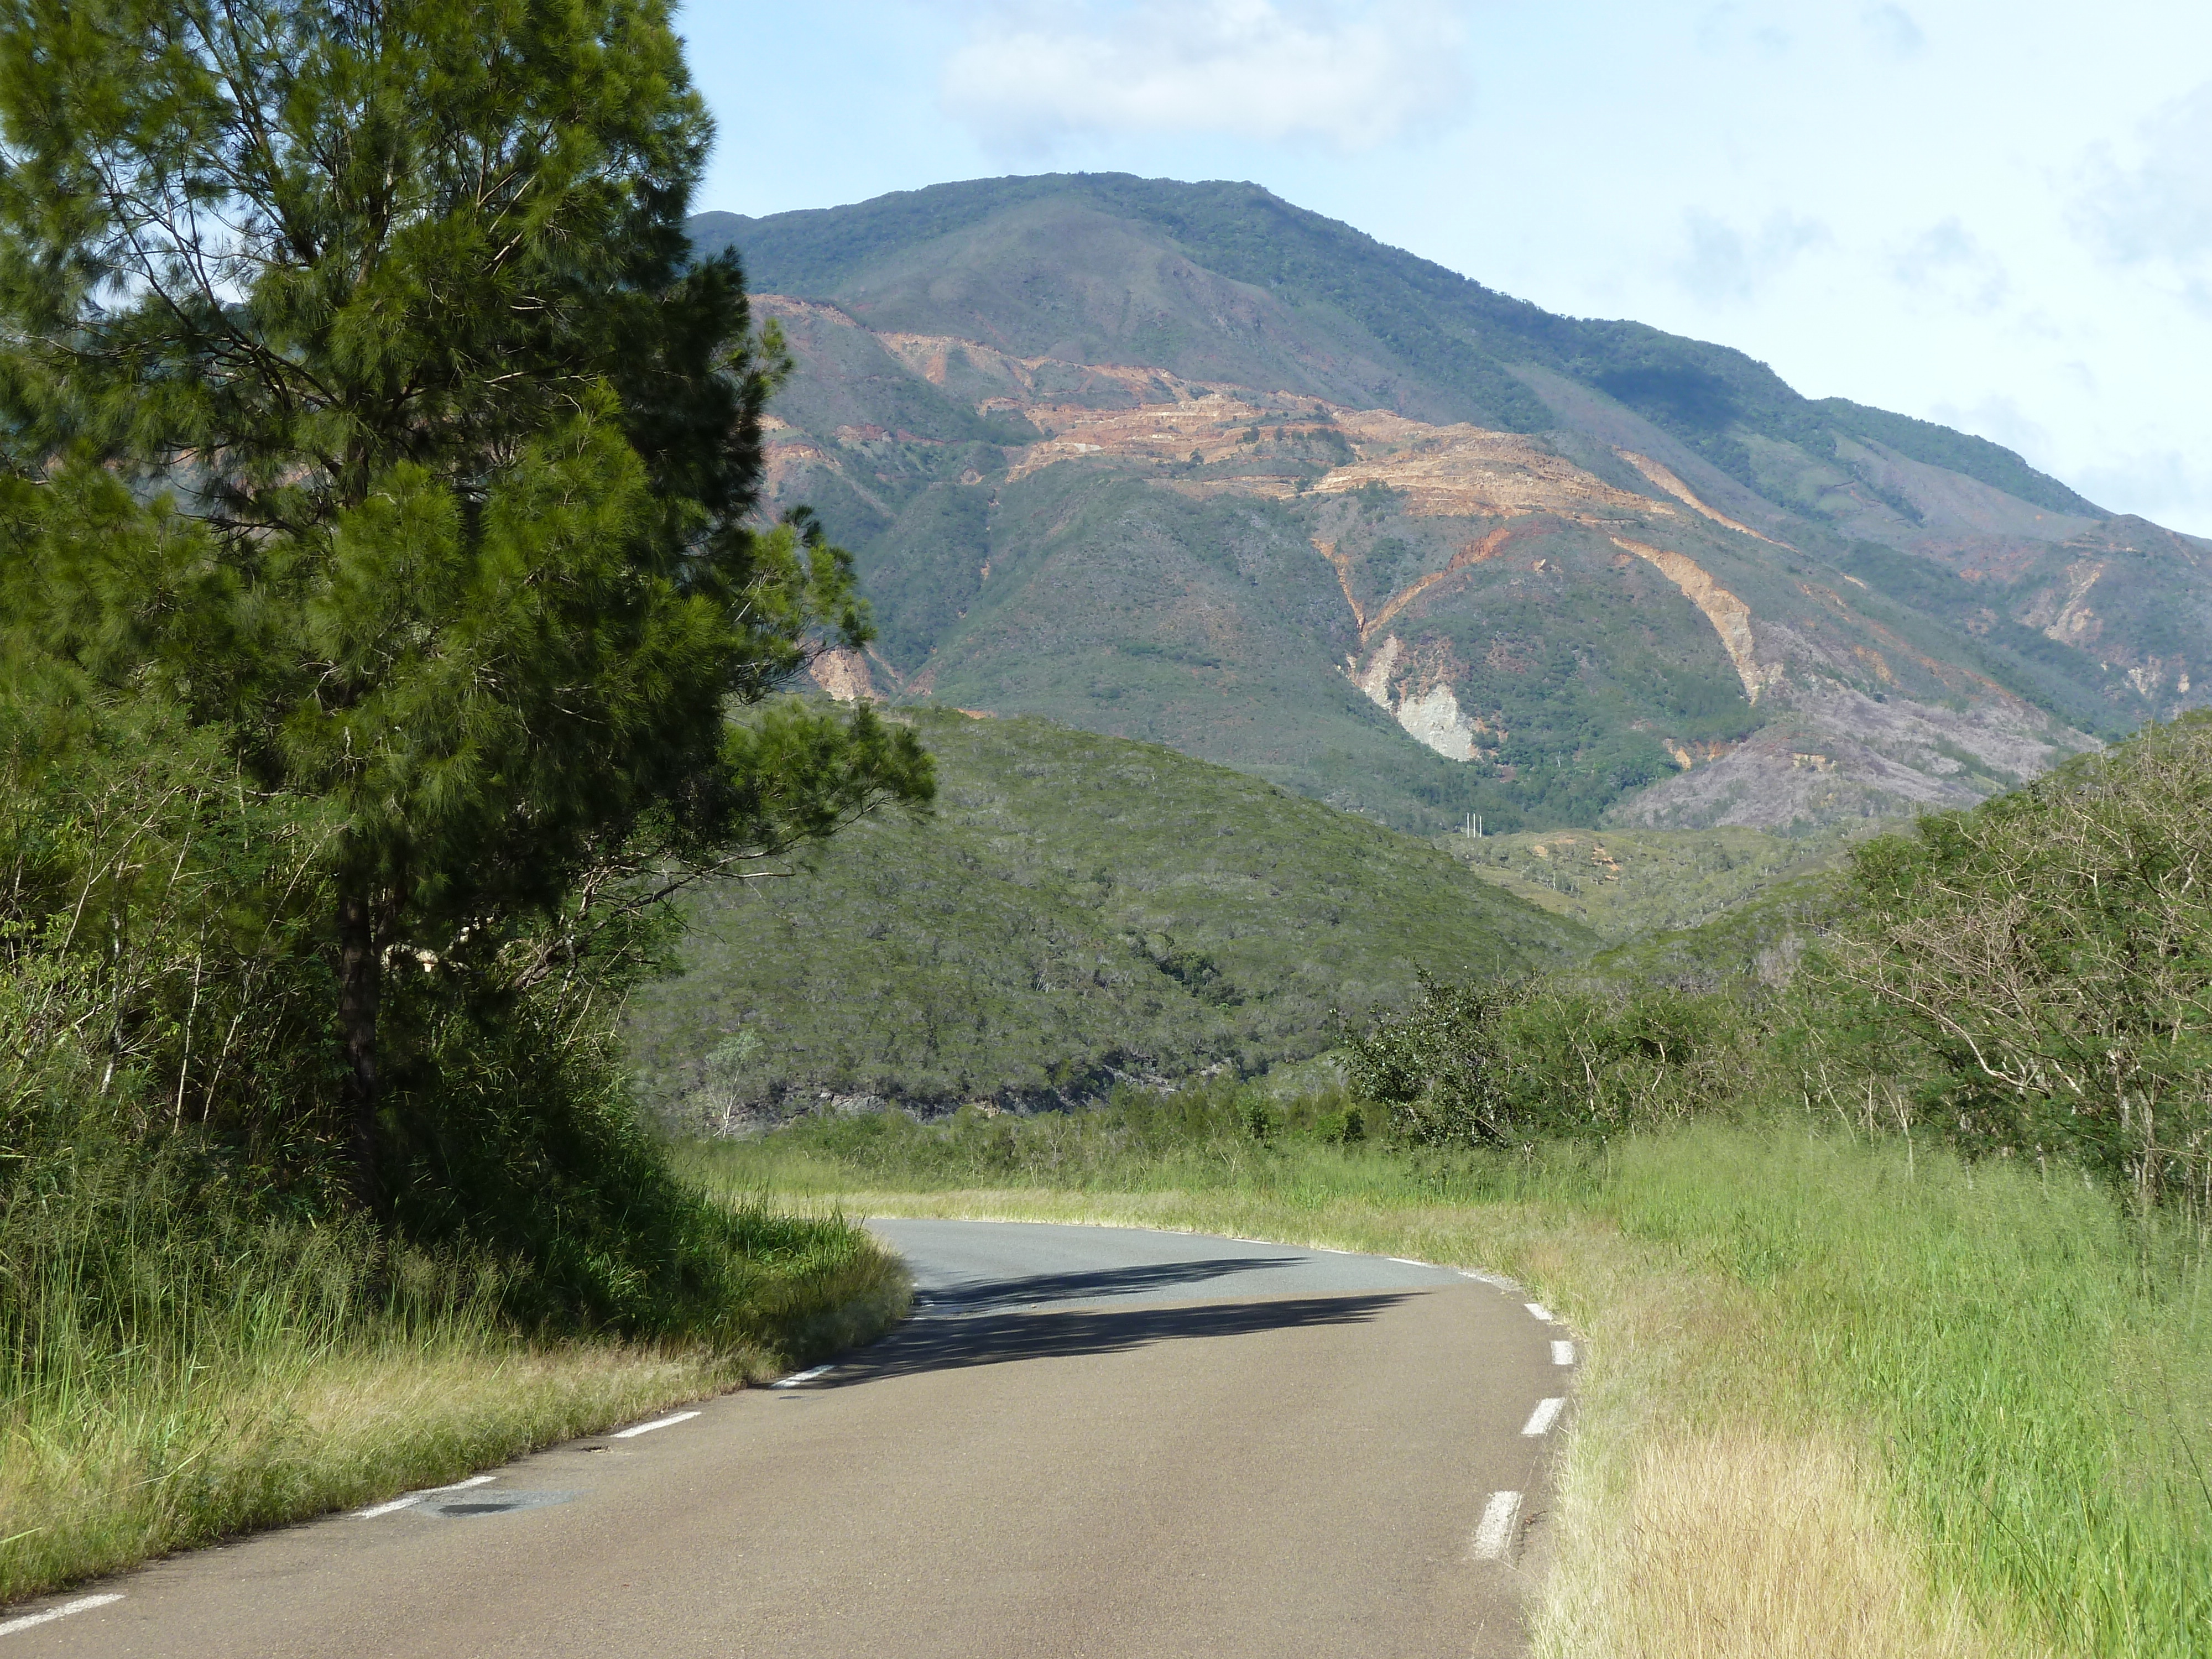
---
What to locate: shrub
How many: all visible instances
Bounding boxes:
[1340,972,1530,1145]
[1822,712,2212,1204]
[1341,971,1766,1147]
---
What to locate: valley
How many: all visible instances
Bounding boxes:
[624,708,1588,1129]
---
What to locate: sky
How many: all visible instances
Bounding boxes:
[679,1,2212,535]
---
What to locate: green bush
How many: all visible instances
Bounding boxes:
[1820,712,2212,1204]
[1338,969,1768,1147]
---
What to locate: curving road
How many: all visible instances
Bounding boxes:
[8,1220,1569,1658]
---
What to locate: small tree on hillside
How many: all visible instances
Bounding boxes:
[0,0,931,1206]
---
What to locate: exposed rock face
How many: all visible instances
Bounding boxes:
[1395,681,1483,762]
[1605,682,2079,830]
[809,646,877,702]
[1609,538,1781,703]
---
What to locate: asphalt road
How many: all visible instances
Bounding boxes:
[8,1219,1569,1658]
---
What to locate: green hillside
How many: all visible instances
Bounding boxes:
[1444,823,1861,942]
[624,707,1591,1125]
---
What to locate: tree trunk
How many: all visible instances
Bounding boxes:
[337,885,383,1213]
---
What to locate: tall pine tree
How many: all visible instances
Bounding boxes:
[0,0,930,1205]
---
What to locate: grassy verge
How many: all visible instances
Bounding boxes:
[0,1197,909,1606]
[687,1110,2212,1658]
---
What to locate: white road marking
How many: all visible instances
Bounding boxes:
[0,1595,124,1636]
[354,1474,495,1519]
[771,1364,836,1390]
[1552,1340,1575,1366]
[1386,1257,1423,1266]
[611,1410,701,1437]
[1468,1491,1522,1561]
[1524,1302,1555,1323]
[1522,1397,1566,1437]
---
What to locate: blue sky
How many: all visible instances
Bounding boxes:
[681,1,2212,534]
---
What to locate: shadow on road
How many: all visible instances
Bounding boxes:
[822,1292,1414,1385]
[914,1256,1297,1313]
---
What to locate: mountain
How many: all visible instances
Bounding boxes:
[690,175,2212,834]
[624,707,1589,1126]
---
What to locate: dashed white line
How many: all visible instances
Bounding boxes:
[354,1474,495,1519]
[1468,1491,1522,1561]
[1524,1301,1555,1323]
[0,1594,124,1636]
[611,1410,701,1438]
[1552,1339,1575,1366]
[770,1364,835,1390]
[1522,1397,1566,1437]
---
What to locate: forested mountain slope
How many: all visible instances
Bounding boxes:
[624,708,1589,1125]
[691,176,2210,833]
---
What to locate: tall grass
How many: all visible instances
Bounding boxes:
[695,1097,2212,1657]
[0,1142,908,1605]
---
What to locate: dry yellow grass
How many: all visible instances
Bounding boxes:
[1,1333,759,1598]
[1602,1432,1994,1659]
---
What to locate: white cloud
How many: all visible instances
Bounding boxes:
[1891,217,2009,314]
[1673,209,1829,305]
[2078,81,2212,313]
[938,0,1472,154]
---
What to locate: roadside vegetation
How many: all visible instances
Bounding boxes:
[0,0,920,1605]
[696,1117,2208,1658]
[703,711,2212,1658]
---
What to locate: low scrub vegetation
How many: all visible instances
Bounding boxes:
[624,708,1586,1126]
[1344,713,2212,1206]
[1444,823,1859,941]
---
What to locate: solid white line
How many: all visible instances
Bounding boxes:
[1552,1339,1576,1366]
[611,1410,701,1438]
[1386,1257,1423,1266]
[770,1364,835,1390]
[1524,1301,1555,1323]
[1468,1491,1522,1561]
[354,1474,495,1519]
[0,1594,124,1636]
[1522,1397,1566,1437]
